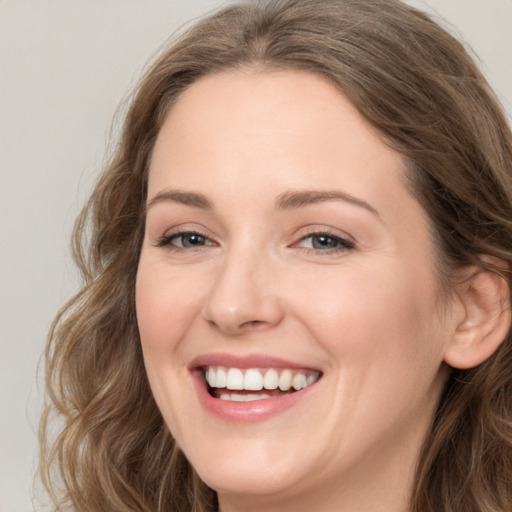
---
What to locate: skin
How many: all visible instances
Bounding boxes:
[135,69,461,512]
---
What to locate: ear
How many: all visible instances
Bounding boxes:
[444,260,511,370]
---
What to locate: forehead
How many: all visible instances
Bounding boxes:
[149,69,406,198]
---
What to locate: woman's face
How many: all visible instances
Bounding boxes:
[136,70,454,510]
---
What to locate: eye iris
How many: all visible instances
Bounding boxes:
[182,233,205,247]
[312,235,338,249]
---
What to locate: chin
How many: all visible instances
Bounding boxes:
[200,466,286,496]
[181,436,307,497]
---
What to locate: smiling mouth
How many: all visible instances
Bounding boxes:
[203,366,321,402]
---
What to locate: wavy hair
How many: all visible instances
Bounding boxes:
[40,0,512,510]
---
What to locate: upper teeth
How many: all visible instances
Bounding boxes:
[204,366,320,392]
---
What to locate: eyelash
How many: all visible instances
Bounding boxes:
[156,229,355,254]
[156,230,214,250]
[295,231,355,254]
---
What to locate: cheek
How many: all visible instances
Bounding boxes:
[295,263,448,441]
[135,256,202,351]
[135,274,211,451]
[134,255,202,420]
[291,259,445,371]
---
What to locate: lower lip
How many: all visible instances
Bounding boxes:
[191,371,318,423]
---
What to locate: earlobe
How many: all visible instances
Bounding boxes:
[444,263,511,370]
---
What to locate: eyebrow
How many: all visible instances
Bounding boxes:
[276,189,380,218]
[146,187,380,218]
[146,189,213,211]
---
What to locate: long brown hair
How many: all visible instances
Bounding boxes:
[40,0,512,510]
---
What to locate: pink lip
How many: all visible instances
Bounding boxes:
[189,353,321,423]
[189,353,319,371]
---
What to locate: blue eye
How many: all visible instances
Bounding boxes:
[298,233,354,252]
[158,231,213,249]
[177,233,208,247]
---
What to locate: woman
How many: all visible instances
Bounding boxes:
[40,0,512,511]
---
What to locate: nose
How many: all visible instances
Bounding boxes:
[201,251,285,336]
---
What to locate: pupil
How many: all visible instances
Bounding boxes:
[184,234,204,246]
[313,235,337,249]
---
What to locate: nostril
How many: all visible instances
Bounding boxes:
[239,319,270,331]
[241,320,263,327]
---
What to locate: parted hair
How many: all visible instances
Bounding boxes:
[40,0,512,510]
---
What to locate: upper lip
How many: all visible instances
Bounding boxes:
[189,353,321,372]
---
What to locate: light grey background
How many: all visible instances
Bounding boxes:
[1,1,510,511]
